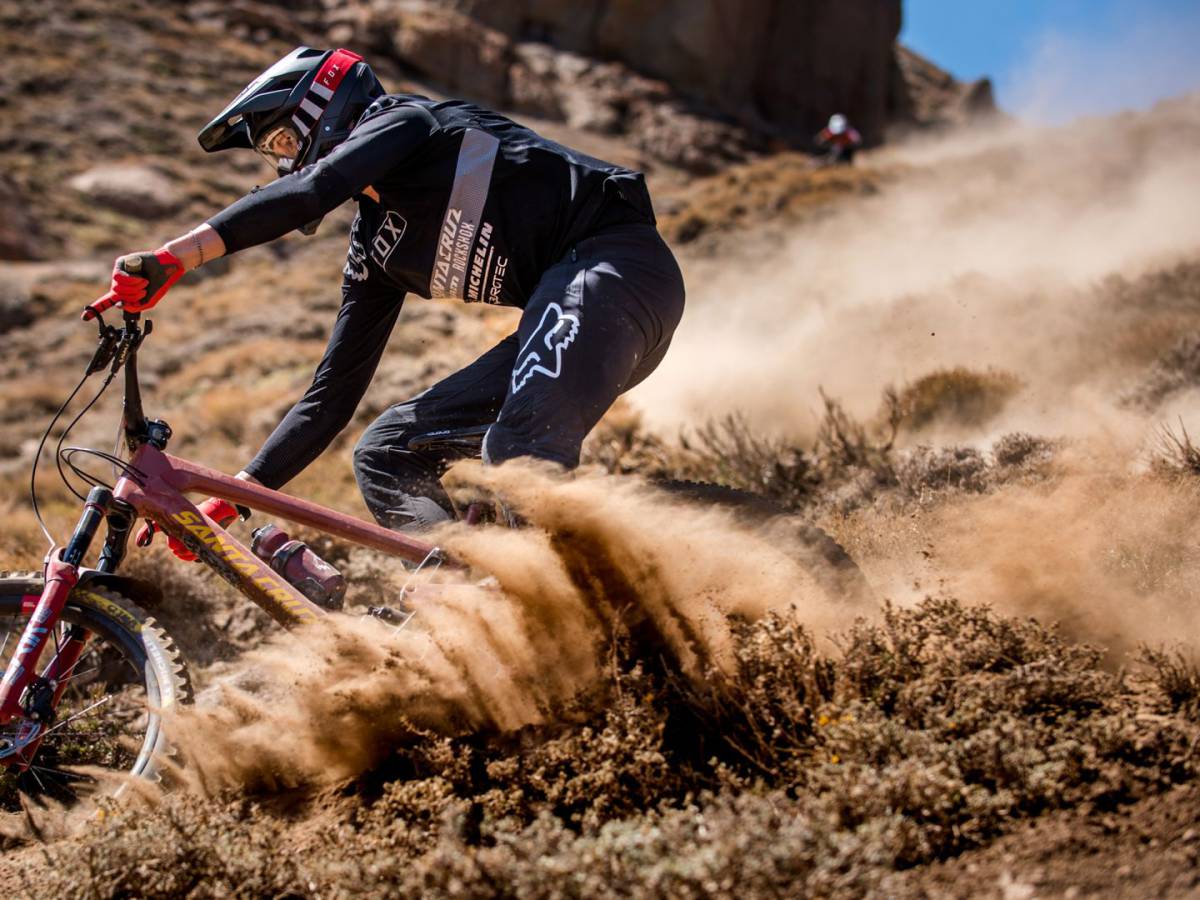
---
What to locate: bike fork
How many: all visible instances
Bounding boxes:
[0,486,114,765]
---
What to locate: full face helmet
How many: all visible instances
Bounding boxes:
[828,114,849,135]
[198,47,384,178]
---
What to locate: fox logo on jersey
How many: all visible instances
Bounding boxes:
[370,211,407,267]
[511,302,579,394]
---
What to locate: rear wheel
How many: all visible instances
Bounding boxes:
[653,481,874,605]
[0,573,192,810]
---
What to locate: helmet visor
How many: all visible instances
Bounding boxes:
[254,124,303,174]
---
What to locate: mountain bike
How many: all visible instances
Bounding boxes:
[0,297,869,810]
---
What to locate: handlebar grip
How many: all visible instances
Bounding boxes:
[81,255,151,321]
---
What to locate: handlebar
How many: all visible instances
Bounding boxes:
[82,305,151,449]
[81,254,144,322]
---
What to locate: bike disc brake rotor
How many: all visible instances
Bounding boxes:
[0,612,151,810]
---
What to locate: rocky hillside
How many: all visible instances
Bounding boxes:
[3,1,1200,897]
[197,0,994,173]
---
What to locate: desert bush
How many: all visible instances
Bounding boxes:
[27,597,1200,898]
[580,402,680,478]
[23,798,302,899]
[893,367,1022,433]
[677,413,820,509]
[1123,332,1200,410]
[991,431,1056,468]
[1140,646,1200,720]
[814,390,899,478]
[1151,420,1200,479]
[896,445,990,495]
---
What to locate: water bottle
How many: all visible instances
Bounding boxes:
[250,524,346,611]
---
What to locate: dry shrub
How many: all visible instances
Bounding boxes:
[1139,647,1200,720]
[584,390,1057,519]
[29,597,1200,898]
[656,153,894,245]
[1123,332,1200,410]
[896,445,990,495]
[1151,420,1200,478]
[676,412,821,510]
[892,366,1022,433]
[580,400,679,478]
[18,798,301,899]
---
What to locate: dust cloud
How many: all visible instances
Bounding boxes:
[634,93,1200,440]
[628,92,1200,662]
[170,462,852,791]
[926,460,1200,657]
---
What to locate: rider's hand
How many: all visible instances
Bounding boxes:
[136,497,239,562]
[82,249,185,321]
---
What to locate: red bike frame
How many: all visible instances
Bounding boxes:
[118,444,443,625]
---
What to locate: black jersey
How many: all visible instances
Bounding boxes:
[208,94,655,308]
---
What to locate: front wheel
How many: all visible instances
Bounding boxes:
[0,573,192,810]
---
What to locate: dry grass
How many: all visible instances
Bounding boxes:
[892,366,1022,433]
[20,597,1199,898]
[656,154,899,245]
[159,338,324,390]
[585,390,1057,519]
[1152,420,1200,478]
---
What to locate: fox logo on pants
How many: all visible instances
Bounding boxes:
[511,302,579,394]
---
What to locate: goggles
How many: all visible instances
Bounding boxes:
[254,124,303,174]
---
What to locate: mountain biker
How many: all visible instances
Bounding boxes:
[815,113,862,165]
[90,46,685,548]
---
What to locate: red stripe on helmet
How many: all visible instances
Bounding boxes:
[313,48,363,97]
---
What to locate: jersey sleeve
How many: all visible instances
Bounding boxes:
[207,104,437,254]
[242,257,405,490]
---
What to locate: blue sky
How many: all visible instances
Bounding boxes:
[901,0,1200,123]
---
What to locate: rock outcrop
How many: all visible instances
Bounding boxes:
[891,45,997,132]
[314,0,994,172]
[454,0,905,145]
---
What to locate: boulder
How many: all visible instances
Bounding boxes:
[67,163,184,219]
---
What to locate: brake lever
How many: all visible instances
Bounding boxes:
[86,319,121,375]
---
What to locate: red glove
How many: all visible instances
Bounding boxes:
[136,497,239,562]
[82,249,185,321]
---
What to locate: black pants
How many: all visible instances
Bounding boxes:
[352,223,686,531]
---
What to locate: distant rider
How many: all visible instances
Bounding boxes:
[88,47,685,548]
[815,114,862,165]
